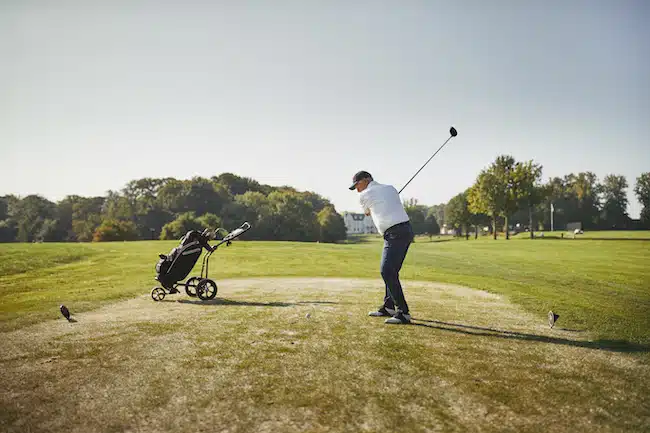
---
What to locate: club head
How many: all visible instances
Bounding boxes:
[449,126,458,137]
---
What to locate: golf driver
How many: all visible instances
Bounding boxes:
[398,126,458,194]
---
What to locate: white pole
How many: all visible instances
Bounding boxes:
[551,203,554,232]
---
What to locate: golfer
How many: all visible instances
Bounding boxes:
[349,170,413,324]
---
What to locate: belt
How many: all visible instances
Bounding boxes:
[385,221,411,234]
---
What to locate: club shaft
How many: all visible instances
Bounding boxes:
[398,135,454,194]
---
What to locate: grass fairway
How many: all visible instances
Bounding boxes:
[1,234,649,432]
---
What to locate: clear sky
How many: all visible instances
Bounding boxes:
[1,0,648,218]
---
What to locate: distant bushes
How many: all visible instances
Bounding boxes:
[1,173,347,243]
[92,220,138,242]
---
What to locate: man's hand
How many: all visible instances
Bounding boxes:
[364,208,371,216]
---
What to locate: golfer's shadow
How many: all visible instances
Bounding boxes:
[172,298,337,308]
[411,318,650,354]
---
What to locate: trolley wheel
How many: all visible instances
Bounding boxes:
[196,279,218,301]
[185,277,201,297]
[151,287,166,301]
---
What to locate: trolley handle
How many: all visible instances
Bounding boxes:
[213,227,230,238]
[213,222,252,248]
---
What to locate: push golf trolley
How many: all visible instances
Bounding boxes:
[150,222,251,302]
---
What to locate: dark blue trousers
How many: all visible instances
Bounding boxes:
[380,221,413,315]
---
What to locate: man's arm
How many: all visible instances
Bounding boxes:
[359,193,371,216]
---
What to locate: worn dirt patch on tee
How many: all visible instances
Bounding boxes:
[2,278,646,433]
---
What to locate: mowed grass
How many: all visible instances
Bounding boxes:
[533,229,650,240]
[1,232,649,346]
[2,278,648,433]
[1,233,650,432]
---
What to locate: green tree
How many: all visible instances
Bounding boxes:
[136,208,175,240]
[634,172,650,228]
[403,198,429,235]
[160,212,203,240]
[11,195,59,242]
[424,210,440,240]
[35,218,60,242]
[102,190,136,222]
[122,177,167,212]
[428,204,445,229]
[469,155,529,240]
[0,195,19,242]
[570,172,601,229]
[212,172,272,196]
[494,155,519,240]
[445,192,471,237]
[197,213,223,232]
[511,160,545,239]
[71,197,105,242]
[539,177,567,230]
[0,173,353,243]
[468,210,491,239]
[599,174,630,229]
[233,191,273,239]
[539,173,602,231]
[301,191,333,214]
[119,178,178,239]
[156,177,230,218]
[56,195,82,241]
[218,201,250,234]
[0,220,17,242]
[92,219,139,242]
[468,165,507,240]
[0,196,9,221]
[185,177,230,217]
[267,190,319,241]
[156,179,187,214]
[317,206,347,243]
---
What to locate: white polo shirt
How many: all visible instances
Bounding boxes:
[359,181,410,235]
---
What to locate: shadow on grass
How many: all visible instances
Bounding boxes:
[411,319,649,354]
[337,236,375,245]
[172,298,338,308]
[414,238,453,244]
[534,237,650,242]
[340,236,454,244]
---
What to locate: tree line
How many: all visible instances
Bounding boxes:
[405,156,649,239]
[1,164,648,244]
[0,173,347,243]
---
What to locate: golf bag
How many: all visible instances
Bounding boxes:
[155,229,213,290]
